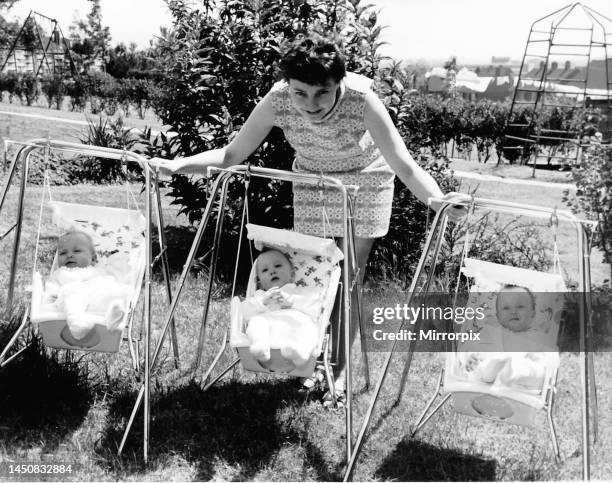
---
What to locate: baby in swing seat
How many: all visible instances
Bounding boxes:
[241,249,322,370]
[44,230,130,345]
[459,284,558,392]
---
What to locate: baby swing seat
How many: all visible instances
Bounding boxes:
[30,201,146,352]
[444,258,566,426]
[230,223,343,377]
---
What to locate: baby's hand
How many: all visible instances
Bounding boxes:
[262,288,283,309]
[277,291,294,309]
[464,353,482,372]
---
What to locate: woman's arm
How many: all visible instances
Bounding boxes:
[363,90,468,215]
[152,91,276,175]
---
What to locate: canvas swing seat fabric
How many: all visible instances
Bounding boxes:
[343,197,598,482]
[230,223,343,377]
[30,200,147,353]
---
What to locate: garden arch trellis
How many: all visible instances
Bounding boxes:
[502,2,612,171]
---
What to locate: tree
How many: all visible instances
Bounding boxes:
[0,0,19,49]
[69,0,111,72]
[0,0,17,9]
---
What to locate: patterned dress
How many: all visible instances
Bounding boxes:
[269,72,395,238]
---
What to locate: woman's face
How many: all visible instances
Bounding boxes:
[288,78,340,121]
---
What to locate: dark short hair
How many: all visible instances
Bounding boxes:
[279,33,346,85]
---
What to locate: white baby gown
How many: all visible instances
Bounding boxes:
[241,284,322,368]
[44,254,131,339]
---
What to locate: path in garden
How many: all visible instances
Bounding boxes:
[452,169,575,190]
[0,109,168,136]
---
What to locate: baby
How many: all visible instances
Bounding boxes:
[241,249,321,369]
[459,285,557,391]
[44,230,130,345]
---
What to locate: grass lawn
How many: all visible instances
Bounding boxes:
[0,99,165,162]
[0,173,610,481]
[449,158,576,185]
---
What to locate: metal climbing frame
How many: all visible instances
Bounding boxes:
[0,139,179,462]
[0,11,76,76]
[343,197,598,482]
[503,2,612,171]
[119,164,370,465]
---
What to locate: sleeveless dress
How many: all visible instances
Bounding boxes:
[269,72,395,238]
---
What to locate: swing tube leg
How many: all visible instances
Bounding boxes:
[412,393,452,438]
[118,384,145,455]
[347,208,370,391]
[578,223,592,481]
[153,176,180,369]
[193,174,230,374]
[3,145,32,314]
[322,334,336,403]
[0,308,30,367]
[410,369,448,438]
[584,246,598,444]
[395,215,448,408]
[142,158,154,463]
[202,358,240,392]
[343,209,449,482]
[342,188,354,462]
[546,385,561,461]
[118,171,231,457]
[200,330,230,387]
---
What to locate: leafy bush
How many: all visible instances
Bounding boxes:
[64,76,89,111]
[564,143,612,281]
[40,74,66,109]
[0,72,19,103]
[119,77,156,119]
[76,116,140,183]
[25,151,86,185]
[13,72,39,106]
[369,157,460,284]
[84,71,118,115]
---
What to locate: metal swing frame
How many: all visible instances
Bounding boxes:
[119,164,371,464]
[344,197,598,482]
[0,139,179,461]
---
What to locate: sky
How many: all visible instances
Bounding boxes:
[4,0,612,64]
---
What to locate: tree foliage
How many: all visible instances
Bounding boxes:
[564,143,612,281]
[69,0,111,71]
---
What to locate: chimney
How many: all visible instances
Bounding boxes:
[495,66,501,77]
[564,60,571,71]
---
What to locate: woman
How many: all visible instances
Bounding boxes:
[152,34,466,404]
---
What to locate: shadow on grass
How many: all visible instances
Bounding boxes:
[0,312,93,450]
[375,438,498,481]
[100,378,338,481]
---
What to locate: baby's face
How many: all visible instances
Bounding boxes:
[496,287,535,332]
[58,233,94,268]
[256,250,293,291]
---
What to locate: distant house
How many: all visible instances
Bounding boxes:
[0,33,71,75]
[424,66,448,93]
[425,65,514,101]
[516,59,612,107]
